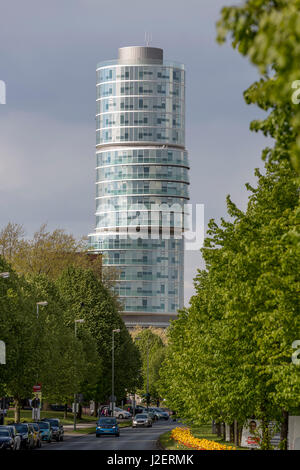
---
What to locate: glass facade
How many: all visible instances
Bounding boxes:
[88,47,189,328]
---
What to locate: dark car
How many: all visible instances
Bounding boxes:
[125,405,145,416]
[42,418,64,442]
[96,417,119,437]
[12,423,34,449]
[0,427,14,450]
[50,404,72,412]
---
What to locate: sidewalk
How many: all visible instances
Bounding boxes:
[64,421,96,430]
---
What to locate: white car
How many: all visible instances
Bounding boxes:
[132,413,152,428]
[113,407,132,419]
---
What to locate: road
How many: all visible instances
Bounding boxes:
[38,420,177,450]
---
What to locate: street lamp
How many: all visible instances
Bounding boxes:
[74,319,85,431]
[36,301,48,319]
[111,329,120,417]
[0,272,9,278]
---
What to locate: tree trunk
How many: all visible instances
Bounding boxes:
[14,398,21,422]
[42,401,51,411]
[212,420,217,434]
[64,403,68,420]
[230,423,234,443]
[280,410,289,450]
[222,422,226,441]
[234,420,238,446]
[261,416,271,450]
[216,422,222,437]
[78,403,82,420]
[93,401,98,417]
[238,423,243,446]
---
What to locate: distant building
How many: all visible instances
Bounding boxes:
[89,46,189,328]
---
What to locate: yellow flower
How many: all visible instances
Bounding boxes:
[171,427,236,451]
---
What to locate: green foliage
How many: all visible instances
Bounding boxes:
[56,266,141,402]
[159,155,300,447]
[134,329,166,401]
[217,0,300,174]
[159,0,300,449]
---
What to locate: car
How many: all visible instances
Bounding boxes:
[12,423,35,449]
[145,410,156,421]
[42,418,64,442]
[132,413,152,428]
[0,427,14,450]
[50,404,72,413]
[153,408,169,420]
[37,421,52,443]
[113,407,131,419]
[6,426,21,450]
[28,422,42,448]
[96,417,119,437]
[123,405,145,416]
[147,408,161,420]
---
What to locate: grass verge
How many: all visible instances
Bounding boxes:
[4,409,96,426]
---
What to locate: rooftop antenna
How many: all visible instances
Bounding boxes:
[144,32,152,47]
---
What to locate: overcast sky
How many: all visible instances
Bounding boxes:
[0,0,268,305]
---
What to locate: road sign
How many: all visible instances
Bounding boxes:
[109,395,116,402]
[0,341,5,364]
[33,384,41,393]
[72,403,79,413]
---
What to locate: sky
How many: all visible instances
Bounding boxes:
[0,0,269,305]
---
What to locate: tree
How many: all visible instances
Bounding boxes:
[56,266,141,404]
[0,223,102,280]
[159,155,299,448]
[0,223,24,261]
[0,257,40,421]
[134,329,166,404]
[217,0,300,174]
[23,274,102,412]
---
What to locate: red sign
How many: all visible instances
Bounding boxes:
[33,384,41,392]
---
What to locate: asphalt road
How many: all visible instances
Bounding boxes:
[38,420,177,450]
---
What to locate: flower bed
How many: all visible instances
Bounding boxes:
[171,427,236,450]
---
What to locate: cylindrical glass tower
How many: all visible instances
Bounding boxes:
[89,46,189,328]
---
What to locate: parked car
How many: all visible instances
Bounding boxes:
[42,418,64,442]
[6,426,21,450]
[132,413,152,428]
[0,427,14,450]
[153,408,169,420]
[121,405,145,416]
[37,421,52,443]
[12,423,35,449]
[147,407,161,420]
[29,422,42,448]
[96,417,119,437]
[50,404,72,412]
[113,407,131,419]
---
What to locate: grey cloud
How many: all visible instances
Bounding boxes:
[0,0,268,305]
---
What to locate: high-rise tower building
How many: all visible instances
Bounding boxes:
[89,46,189,328]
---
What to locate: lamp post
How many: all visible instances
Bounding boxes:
[74,319,84,431]
[111,329,120,417]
